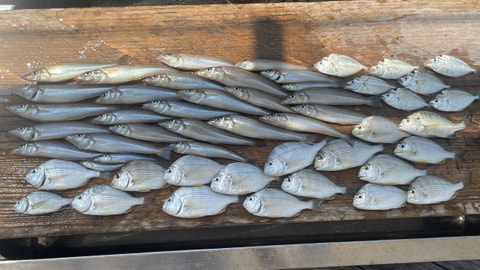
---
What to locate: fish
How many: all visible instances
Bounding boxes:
[158,54,234,70]
[235,59,309,71]
[9,121,110,141]
[22,61,118,82]
[80,161,124,172]
[358,154,426,185]
[91,109,170,125]
[352,115,409,143]
[111,160,167,192]
[164,155,224,186]
[26,159,109,190]
[75,64,176,84]
[314,139,384,171]
[429,89,479,112]
[243,188,323,218]
[424,55,476,78]
[344,75,395,95]
[353,183,407,210]
[398,70,449,95]
[196,66,288,97]
[224,87,293,113]
[170,142,248,162]
[394,136,455,164]
[159,119,261,146]
[6,103,120,122]
[368,58,417,79]
[65,133,171,159]
[407,175,464,204]
[210,162,277,195]
[163,186,239,218]
[94,153,157,164]
[109,123,192,143]
[95,85,178,104]
[12,84,114,103]
[259,113,349,141]
[260,69,341,84]
[280,88,381,107]
[290,104,366,125]
[144,73,225,90]
[207,115,315,142]
[381,88,429,111]
[398,111,466,138]
[264,140,327,176]
[14,191,72,215]
[281,169,346,199]
[12,140,102,160]
[72,185,144,215]
[143,100,235,120]
[314,53,367,77]
[282,82,343,91]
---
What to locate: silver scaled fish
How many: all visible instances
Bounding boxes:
[368,58,417,79]
[394,136,455,164]
[111,160,167,192]
[164,155,224,186]
[344,75,395,95]
[398,111,466,138]
[429,89,479,112]
[407,175,464,204]
[424,55,476,78]
[352,115,409,143]
[398,70,449,95]
[281,169,346,199]
[358,154,426,185]
[353,183,407,210]
[314,53,367,77]
[381,88,429,111]
[14,191,72,215]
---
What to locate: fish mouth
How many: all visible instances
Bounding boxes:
[423,59,433,68]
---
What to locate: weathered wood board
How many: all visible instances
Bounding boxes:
[0,0,479,239]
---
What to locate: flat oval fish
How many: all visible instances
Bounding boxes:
[14,191,72,215]
[353,183,407,210]
[314,53,367,77]
[398,111,466,138]
[398,70,449,95]
[394,136,455,164]
[163,186,239,218]
[344,75,395,95]
[407,175,464,204]
[111,160,167,192]
[381,88,429,111]
[368,58,417,79]
[358,154,426,185]
[164,155,224,186]
[429,89,479,112]
[281,169,346,199]
[352,115,409,143]
[424,55,476,77]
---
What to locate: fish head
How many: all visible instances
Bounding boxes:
[352,122,374,139]
[314,151,336,170]
[95,89,121,104]
[177,89,205,103]
[162,194,183,216]
[170,142,190,153]
[398,114,424,134]
[6,104,35,115]
[424,56,443,71]
[71,192,93,213]
[281,84,299,91]
[281,175,301,193]
[207,116,234,130]
[235,60,254,70]
[290,104,315,117]
[163,165,184,185]
[313,59,330,73]
[80,161,94,170]
[12,143,38,155]
[358,162,380,182]
[159,119,185,132]
[368,63,385,77]
[22,69,51,82]
[264,157,287,176]
[65,134,94,149]
[353,189,375,209]
[95,154,112,163]
[406,185,425,204]
[25,165,46,188]
[398,72,415,87]
[109,124,131,136]
[143,100,169,113]
[210,171,231,193]
[111,170,132,190]
[394,140,416,157]
[157,54,183,68]
[12,84,40,100]
[9,126,36,141]
[259,113,287,126]
[381,89,397,103]
[243,194,262,214]
[344,77,362,90]
[224,87,249,100]
[260,70,281,81]
[92,113,115,124]
[13,197,29,213]
[429,94,448,110]
[143,74,169,84]
[196,67,224,80]
[76,69,106,84]
[281,92,308,104]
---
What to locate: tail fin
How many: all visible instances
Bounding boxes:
[136,196,145,206]
[156,146,171,160]
[303,134,317,145]
[311,198,325,211]
[97,171,112,178]
[368,96,383,107]
[338,186,347,195]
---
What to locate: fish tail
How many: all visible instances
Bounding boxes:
[456,181,465,191]
[135,196,145,206]
[310,199,324,211]
[463,111,477,129]
[251,139,267,147]
[97,171,112,178]
[338,186,347,195]
[368,96,383,107]
[156,146,171,160]
[303,134,317,145]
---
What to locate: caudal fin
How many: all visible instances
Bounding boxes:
[310,199,325,211]
[156,146,171,160]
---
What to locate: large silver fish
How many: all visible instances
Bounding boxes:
[368,58,417,79]
[280,88,381,107]
[164,155,224,186]
[143,100,235,120]
[260,69,341,84]
[91,109,170,125]
[22,61,118,82]
[158,54,234,70]
[14,191,72,215]
[144,73,225,90]
[314,53,367,77]
[424,55,476,78]
[381,88,429,111]
[282,81,343,91]
[224,86,292,113]
[429,89,479,112]
[394,136,455,164]
[398,70,449,95]
[281,169,346,199]
[12,140,102,160]
[75,64,176,84]
[358,154,426,185]
[9,121,109,141]
[111,160,167,192]
[94,153,157,164]
[109,123,191,143]
[352,115,409,143]
[170,142,248,162]
[290,104,366,125]
[13,84,113,103]
[398,111,466,138]
[95,85,178,104]
[235,59,309,71]
[407,175,464,204]
[344,75,395,95]
[353,183,406,210]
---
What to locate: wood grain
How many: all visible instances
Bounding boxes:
[0,0,479,239]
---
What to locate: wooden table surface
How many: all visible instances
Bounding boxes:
[0,0,479,239]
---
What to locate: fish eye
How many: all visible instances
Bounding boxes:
[398,143,405,149]
[167,169,172,174]
[317,154,324,160]
[248,197,253,201]
[31,168,37,174]
[285,177,291,183]
[363,165,369,170]
[288,94,295,98]
[300,105,306,109]
[166,197,172,202]
[77,195,83,200]
[84,71,92,76]
[385,93,390,97]
[268,161,274,166]
[113,173,120,179]
[433,99,439,103]
[405,119,410,123]
[152,75,160,80]
[409,190,415,194]
[357,195,362,199]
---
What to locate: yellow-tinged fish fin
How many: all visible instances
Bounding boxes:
[192,183,204,187]
[385,182,399,185]
[325,195,336,200]
[138,189,151,192]
[191,215,205,218]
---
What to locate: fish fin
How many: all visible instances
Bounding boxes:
[136,197,145,205]
[368,96,383,107]
[115,55,135,65]
[311,199,325,211]
[339,186,347,195]
[252,139,267,147]
[97,171,111,178]
[156,146,171,160]
[464,111,478,129]
[303,134,317,145]
[455,150,469,163]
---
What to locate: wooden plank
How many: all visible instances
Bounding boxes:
[0,0,479,239]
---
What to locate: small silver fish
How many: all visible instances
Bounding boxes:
[314,139,384,171]
[224,87,293,113]
[9,121,109,141]
[314,53,367,77]
[164,155,224,186]
[94,153,157,164]
[111,160,167,192]
[429,89,479,112]
[368,58,417,79]
[170,142,248,162]
[394,136,455,164]
[280,88,381,107]
[80,161,123,172]
[398,111,466,138]
[158,54,234,70]
[12,140,102,160]
[282,82,343,91]
[358,154,426,185]
[95,85,178,104]
[144,73,225,90]
[398,70,449,95]
[210,162,277,195]
[109,123,191,143]
[264,140,327,176]
[344,75,395,95]
[14,191,72,215]
[407,175,464,204]
[143,100,235,120]
[290,104,366,125]
[353,183,407,210]
[22,61,118,82]
[13,84,113,103]
[424,55,476,78]
[163,186,239,218]
[243,188,323,218]
[281,169,346,199]
[260,69,341,84]
[235,59,309,71]
[352,115,409,143]
[381,88,429,111]
[92,109,170,125]
[72,185,144,215]
[75,64,176,84]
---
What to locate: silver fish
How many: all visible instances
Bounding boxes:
[9,121,109,141]
[12,140,102,160]
[407,175,464,204]
[224,87,292,113]
[314,139,384,171]
[80,161,123,172]
[424,55,476,78]
[344,75,395,95]
[398,111,466,138]
[111,160,167,192]
[109,123,192,143]
[163,185,239,218]
[314,53,367,77]
[381,88,429,111]
[26,159,108,190]
[7,103,120,122]
[394,136,455,164]
[94,153,157,164]
[352,115,409,143]
[353,183,406,210]
[281,169,346,199]
[65,133,171,159]
[144,73,225,90]
[75,64,176,84]
[158,54,234,70]
[72,185,144,215]
[177,89,270,115]
[13,84,113,103]
[280,88,381,107]
[429,89,479,112]
[358,154,426,185]
[92,109,170,125]
[290,104,366,125]
[243,188,323,218]
[95,85,178,104]
[235,59,309,71]
[14,191,72,215]
[261,69,341,84]
[368,58,417,79]
[143,100,235,120]
[164,155,224,186]
[282,82,343,91]
[170,142,248,162]
[264,140,327,176]
[22,61,118,82]
[398,70,449,95]
[210,162,277,195]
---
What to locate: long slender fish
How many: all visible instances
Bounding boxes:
[164,155,224,186]
[282,82,343,91]
[280,88,381,107]
[314,53,367,77]
[9,121,110,141]
[398,111,466,138]
[358,154,426,185]
[368,58,417,79]
[7,103,120,122]
[81,161,124,172]
[352,115,409,143]
[424,55,476,77]
[281,169,346,199]
[12,140,102,160]
[344,75,395,95]
[381,88,429,111]
[22,61,118,82]
[353,183,407,210]
[429,89,479,112]
[290,104,366,125]
[13,84,114,103]
[92,109,170,125]
[394,136,455,164]
[170,142,248,162]
[407,175,464,204]
[261,70,341,84]
[235,59,309,71]
[398,70,449,95]
[158,54,234,70]
[225,87,292,113]
[94,153,157,164]
[111,160,167,192]
[75,64,177,84]
[143,100,235,120]
[144,73,225,90]
[14,191,73,215]
[95,85,178,104]
[109,123,192,143]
